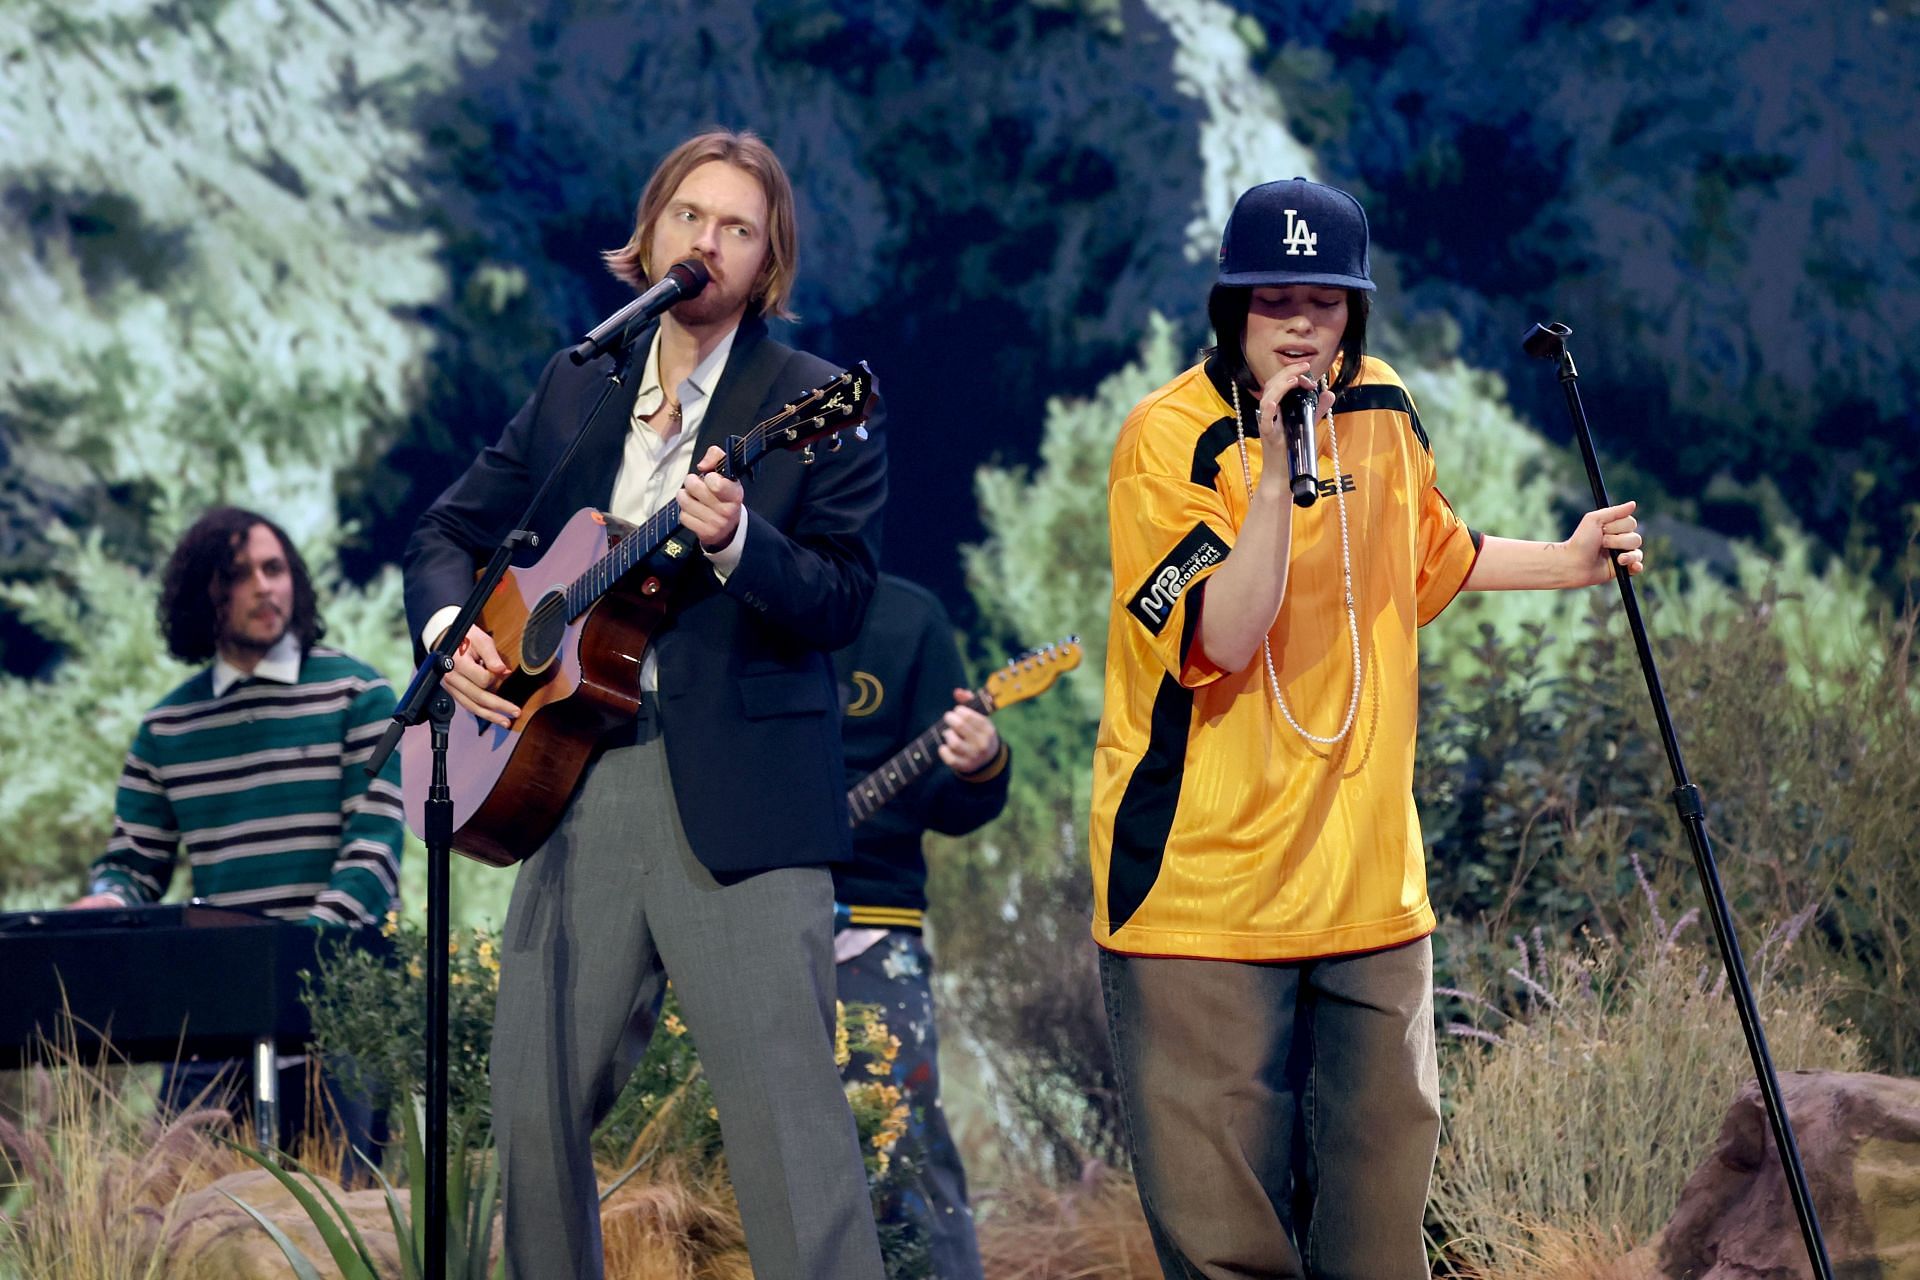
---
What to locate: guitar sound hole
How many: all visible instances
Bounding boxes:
[520,590,568,674]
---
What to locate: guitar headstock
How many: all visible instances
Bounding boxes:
[736,360,877,471]
[980,636,1083,713]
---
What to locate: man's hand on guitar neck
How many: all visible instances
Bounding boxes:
[939,690,1003,778]
[441,625,521,728]
[680,445,746,552]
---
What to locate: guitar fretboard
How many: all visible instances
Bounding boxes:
[847,691,994,826]
[563,498,687,621]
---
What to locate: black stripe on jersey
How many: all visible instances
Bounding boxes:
[1335,384,1428,451]
[1107,602,1205,931]
[1192,374,1432,483]
[1195,348,1252,488]
[1191,417,1243,489]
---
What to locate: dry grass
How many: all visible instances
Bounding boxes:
[0,1047,241,1279]
[1430,918,1864,1278]
[974,1163,1158,1280]
[598,1154,750,1280]
[0,1008,383,1280]
[1434,1220,1661,1280]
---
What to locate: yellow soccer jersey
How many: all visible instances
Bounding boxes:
[1091,354,1480,962]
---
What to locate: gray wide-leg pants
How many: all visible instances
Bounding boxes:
[1100,937,1441,1280]
[489,712,885,1280]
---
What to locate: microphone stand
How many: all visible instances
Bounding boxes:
[1522,321,1834,1279]
[365,334,644,1280]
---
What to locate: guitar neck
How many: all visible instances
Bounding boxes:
[562,498,688,621]
[557,362,873,618]
[847,690,994,829]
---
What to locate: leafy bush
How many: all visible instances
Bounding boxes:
[1419,586,1920,1075]
[942,862,1128,1186]
[225,1098,503,1280]
[303,916,501,1145]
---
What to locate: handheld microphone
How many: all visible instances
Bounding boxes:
[567,259,712,366]
[1281,385,1319,508]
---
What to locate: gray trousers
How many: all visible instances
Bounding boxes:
[489,714,885,1280]
[1099,937,1440,1280]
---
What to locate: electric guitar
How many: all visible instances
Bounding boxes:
[847,637,1082,828]
[401,362,877,866]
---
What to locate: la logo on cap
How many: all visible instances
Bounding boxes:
[1283,208,1318,257]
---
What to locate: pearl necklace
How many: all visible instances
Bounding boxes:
[1230,379,1364,746]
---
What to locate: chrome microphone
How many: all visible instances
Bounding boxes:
[1281,385,1319,508]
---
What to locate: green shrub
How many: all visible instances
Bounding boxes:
[1420,588,1920,1074]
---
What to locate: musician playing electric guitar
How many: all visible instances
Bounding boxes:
[831,573,1010,1280]
[402,130,888,1280]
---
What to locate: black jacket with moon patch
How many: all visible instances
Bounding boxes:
[830,575,1010,914]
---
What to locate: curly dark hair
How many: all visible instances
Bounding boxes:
[158,507,325,664]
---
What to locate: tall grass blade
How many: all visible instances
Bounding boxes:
[225,1143,379,1280]
[220,1191,332,1280]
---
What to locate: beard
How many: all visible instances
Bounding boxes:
[221,609,289,656]
[669,278,756,328]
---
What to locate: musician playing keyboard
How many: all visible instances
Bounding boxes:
[71,505,403,1155]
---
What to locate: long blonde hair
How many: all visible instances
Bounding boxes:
[601,129,798,321]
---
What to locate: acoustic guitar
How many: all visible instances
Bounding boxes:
[402,362,876,866]
[847,637,1082,828]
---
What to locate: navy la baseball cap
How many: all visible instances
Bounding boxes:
[1217,178,1375,291]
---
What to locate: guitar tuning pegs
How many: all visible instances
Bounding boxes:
[828,432,844,452]
[800,444,817,465]
[854,425,869,442]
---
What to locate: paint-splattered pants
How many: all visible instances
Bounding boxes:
[837,929,985,1280]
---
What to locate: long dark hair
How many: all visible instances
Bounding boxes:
[1205,285,1371,397]
[158,507,324,663]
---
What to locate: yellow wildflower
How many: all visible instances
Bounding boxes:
[663,1012,686,1037]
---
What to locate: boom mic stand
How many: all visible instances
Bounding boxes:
[1522,321,1834,1279]
[365,335,642,1280]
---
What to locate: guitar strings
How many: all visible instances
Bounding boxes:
[512,388,850,657]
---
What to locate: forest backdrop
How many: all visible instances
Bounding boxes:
[2,0,1917,1268]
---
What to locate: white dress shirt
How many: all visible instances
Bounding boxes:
[425,325,749,692]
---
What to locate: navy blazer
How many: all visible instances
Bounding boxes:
[402,313,887,875]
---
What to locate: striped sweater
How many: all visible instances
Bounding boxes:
[89,646,404,926]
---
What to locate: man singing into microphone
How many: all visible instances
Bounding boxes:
[1091,177,1646,1278]
[404,129,887,1280]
